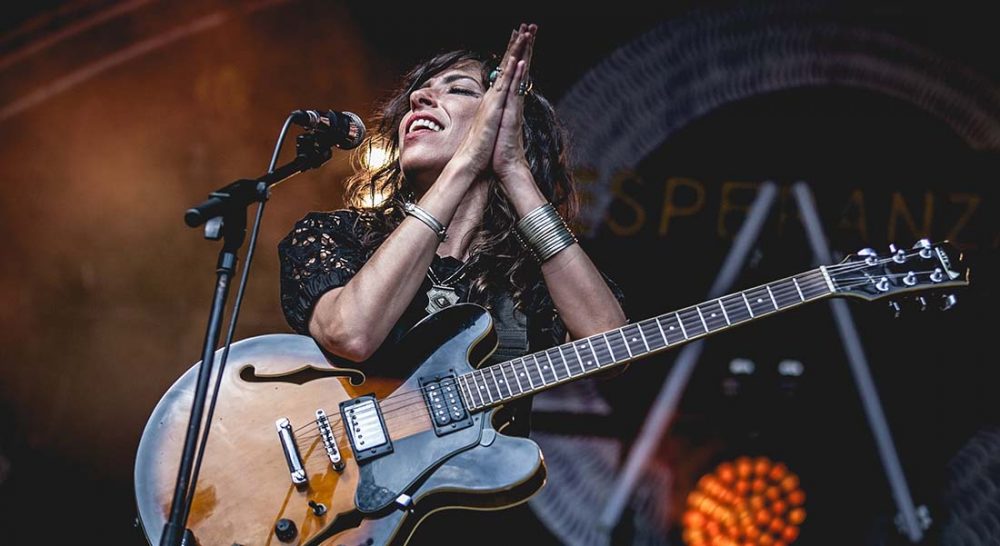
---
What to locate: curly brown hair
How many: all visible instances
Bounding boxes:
[344,50,577,312]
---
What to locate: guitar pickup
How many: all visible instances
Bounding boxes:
[339,395,392,463]
[419,373,473,436]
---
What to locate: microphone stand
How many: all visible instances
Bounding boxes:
[159,128,335,546]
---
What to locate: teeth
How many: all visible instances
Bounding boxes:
[409,118,443,133]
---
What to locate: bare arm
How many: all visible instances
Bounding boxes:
[307,160,474,361]
[490,25,626,339]
[504,173,627,340]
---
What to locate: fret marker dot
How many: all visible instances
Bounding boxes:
[543,365,548,369]
[757,298,764,303]
[669,326,675,330]
[632,337,638,342]
[711,313,716,317]
[479,386,485,390]
[586,360,592,365]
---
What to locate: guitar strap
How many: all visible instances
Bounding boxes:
[484,291,529,366]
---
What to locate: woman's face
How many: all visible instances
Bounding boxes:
[398,61,485,189]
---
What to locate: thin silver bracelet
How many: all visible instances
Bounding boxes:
[403,202,447,242]
[515,203,577,262]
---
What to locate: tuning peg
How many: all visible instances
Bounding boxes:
[940,294,958,311]
[913,238,933,259]
[858,247,878,265]
[916,296,928,311]
[889,244,906,263]
[888,301,902,318]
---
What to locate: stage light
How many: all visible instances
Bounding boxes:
[359,136,392,172]
[777,359,803,376]
[682,456,807,545]
[729,357,756,374]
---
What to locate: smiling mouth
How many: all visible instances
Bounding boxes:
[407,118,444,134]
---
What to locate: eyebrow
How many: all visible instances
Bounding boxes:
[419,73,482,89]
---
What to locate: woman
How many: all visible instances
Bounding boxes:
[279,23,626,431]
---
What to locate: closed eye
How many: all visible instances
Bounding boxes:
[449,87,479,96]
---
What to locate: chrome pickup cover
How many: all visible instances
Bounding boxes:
[339,395,393,463]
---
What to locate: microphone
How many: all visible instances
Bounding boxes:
[290,109,366,150]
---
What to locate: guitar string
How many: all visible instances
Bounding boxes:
[292,251,948,445]
[292,250,945,441]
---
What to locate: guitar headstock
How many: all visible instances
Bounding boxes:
[829,240,969,304]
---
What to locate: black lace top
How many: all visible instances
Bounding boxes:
[278,209,625,357]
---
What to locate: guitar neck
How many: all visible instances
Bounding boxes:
[457,267,836,411]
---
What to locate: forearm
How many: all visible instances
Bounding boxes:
[504,170,626,340]
[309,160,475,360]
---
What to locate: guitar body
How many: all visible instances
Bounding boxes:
[135,304,545,545]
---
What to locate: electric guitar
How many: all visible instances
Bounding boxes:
[134,241,968,545]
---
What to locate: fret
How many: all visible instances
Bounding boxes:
[718,299,731,326]
[640,319,667,351]
[581,339,602,370]
[520,358,536,390]
[486,367,502,399]
[635,323,651,352]
[540,351,559,384]
[558,344,578,378]
[722,294,751,324]
[680,309,706,337]
[486,368,503,400]
[799,271,829,299]
[471,373,486,407]
[532,354,547,386]
[480,367,503,402]
[606,332,630,362]
[654,316,669,346]
[766,285,779,309]
[476,370,495,404]
[497,364,517,397]
[701,300,726,331]
[459,374,478,409]
[677,312,690,338]
[660,314,687,344]
[545,345,573,381]
[510,360,525,393]
[746,287,776,316]
[696,306,710,333]
[792,277,806,301]
[590,335,614,366]
[741,292,755,317]
[622,324,646,356]
[771,279,800,309]
[617,329,633,358]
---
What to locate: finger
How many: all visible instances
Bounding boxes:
[506,59,527,108]
[521,25,536,79]
[496,24,524,77]
[492,36,523,95]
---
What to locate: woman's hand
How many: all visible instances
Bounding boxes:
[492,24,536,183]
[450,24,533,176]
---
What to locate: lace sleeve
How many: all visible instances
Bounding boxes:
[278,210,367,335]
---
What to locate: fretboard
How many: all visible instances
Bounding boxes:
[456,268,835,411]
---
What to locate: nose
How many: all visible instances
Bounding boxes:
[409,86,436,109]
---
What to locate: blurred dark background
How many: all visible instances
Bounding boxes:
[1,2,997,544]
